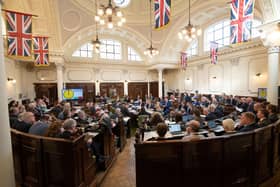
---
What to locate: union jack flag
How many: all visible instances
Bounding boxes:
[5,10,32,58]
[154,0,171,29]
[180,52,187,70]
[33,36,49,66]
[210,41,218,64]
[230,0,255,44]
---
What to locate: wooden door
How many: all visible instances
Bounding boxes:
[65,83,95,102]
[100,83,124,98]
[150,82,158,98]
[128,82,148,100]
[34,83,58,105]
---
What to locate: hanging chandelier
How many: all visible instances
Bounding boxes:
[92,0,101,53]
[95,0,126,29]
[178,0,202,42]
[144,0,159,58]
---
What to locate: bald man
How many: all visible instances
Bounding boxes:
[183,120,204,141]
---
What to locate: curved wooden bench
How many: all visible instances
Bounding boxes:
[11,129,97,187]
[135,120,280,187]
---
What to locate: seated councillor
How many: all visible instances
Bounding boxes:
[236,112,258,132]
[156,123,168,139]
[45,121,63,138]
[28,114,51,136]
[76,110,90,127]
[257,109,271,127]
[149,112,164,127]
[14,112,35,133]
[266,104,279,123]
[59,119,79,140]
[183,120,204,141]
[222,118,236,134]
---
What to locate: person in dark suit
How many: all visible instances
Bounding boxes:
[237,112,258,132]
[266,104,279,123]
[13,112,35,133]
[257,109,271,127]
[60,119,78,139]
[246,97,255,112]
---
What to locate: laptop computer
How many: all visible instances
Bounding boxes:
[169,124,184,135]
[182,115,194,122]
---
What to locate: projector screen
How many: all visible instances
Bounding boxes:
[62,89,83,100]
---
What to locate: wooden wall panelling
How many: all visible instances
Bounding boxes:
[128,82,148,100]
[150,82,158,98]
[34,83,58,105]
[100,82,124,98]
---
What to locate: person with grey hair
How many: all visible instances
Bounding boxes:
[183,120,204,141]
[13,112,35,133]
[237,112,258,132]
[60,119,78,139]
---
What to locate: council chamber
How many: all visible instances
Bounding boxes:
[1,0,280,187]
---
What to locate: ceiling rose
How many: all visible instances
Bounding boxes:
[113,0,130,8]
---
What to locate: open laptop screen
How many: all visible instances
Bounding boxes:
[169,124,181,132]
[182,115,193,122]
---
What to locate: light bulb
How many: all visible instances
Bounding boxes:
[191,27,196,33]
[117,21,123,27]
[182,29,187,34]
[117,11,122,17]
[121,17,126,23]
[108,22,114,29]
[98,9,104,16]
[106,7,113,15]
[95,15,100,21]
[100,19,105,25]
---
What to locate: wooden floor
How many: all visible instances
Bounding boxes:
[100,138,136,187]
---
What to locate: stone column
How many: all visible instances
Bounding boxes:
[0,1,16,186]
[56,62,64,102]
[124,81,128,96]
[267,46,280,105]
[259,21,280,105]
[158,69,163,98]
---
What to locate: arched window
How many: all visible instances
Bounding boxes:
[72,43,93,58]
[100,39,121,60]
[204,19,262,51]
[204,20,230,51]
[128,47,142,61]
[186,40,198,58]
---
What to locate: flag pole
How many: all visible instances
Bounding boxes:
[1,9,39,17]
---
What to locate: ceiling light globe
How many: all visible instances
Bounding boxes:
[182,29,187,34]
[121,17,126,23]
[191,27,196,33]
[116,11,122,17]
[117,21,123,27]
[98,9,104,16]
[108,22,114,29]
[106,8,113,15]
[95,15,100,21]
[100,19,105,25]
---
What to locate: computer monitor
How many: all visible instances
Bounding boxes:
[62,89,83,100]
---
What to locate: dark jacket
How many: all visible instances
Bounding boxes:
[14,121,32,133]
[238,123,258,132]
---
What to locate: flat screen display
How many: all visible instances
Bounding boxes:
[62,89,83,100]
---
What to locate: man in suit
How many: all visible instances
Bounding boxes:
[14,112,35,133]
[237,112,258,132]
